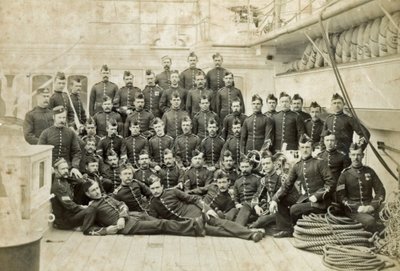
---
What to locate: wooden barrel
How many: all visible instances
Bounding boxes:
[350,26,359,61]
[335,31,345,63]
[363,20,373,59]
[386,11,400,55]
[314,38,324,68]
[343,29,353,63]
[370,17,381,57]
[299,43,313,71]
[379,16,389,56]
[357,23,367,60]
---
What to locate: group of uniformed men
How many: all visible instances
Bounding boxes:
[23,52,386,240]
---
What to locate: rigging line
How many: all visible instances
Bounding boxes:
[317,15,397,180]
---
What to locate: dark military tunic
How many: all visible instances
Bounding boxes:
[336,166,385,211]
[321,111,370,154]
[158,164,185,189]
[317,149,350,182]
[148,134,174,164]
[124,135,148,167]
[156,70,172,90]
[296,110,311,122]
[186,88,214,118]
[96,135,127,160]
[183,166,213,194]
[233,174,260,205]
[220,166,240,186]
[49,91,75,124]
[201,135,225,166]
[78,151,104,174]
[206,67,227,92]
[272,110,305,151]
[113,180,152,212]
[159,85,188,112]
[305,118,323,148]
[89,81,118,116]
[215,86,245,122]
[69,93,87,126]
[174,133,201,168]
[142,85,164,118]
[203,184,235,213]
[38,126,81,168]
[124,109,155,138]
[193,110,220,140]
[253,171,282,207]
[221,112,247,140]
[50,176,87,229]
[92,111,123,137]
[100,164,121,190]
[179,67,204,90]
[221,135,241,166]
[241,112,274,154]
[273,156,335,208]
[162,108,190,139]
[23,106,53,144]
[264,110,278,118]
[133,168,158,187]
[113,86,141,116]
[81,134,101,146]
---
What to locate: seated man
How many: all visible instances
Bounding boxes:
[201,118,224,172]
[113,164,152,213]
[96,119,127,163]
[203,170,238,221]
[100,149,121,192]
[221,118,242,167]
[148,176,264,242]
[161,91,190,139]
[133,149,159,187]
[79,136,104,174]
[174,117,201,169]
[184,150,213,195]
[124,120,149,168]
[158,149,184,190]
[193,94,219,141]
[50,158,88,230]
[81,181,205,236]
[269,134,335,237]
[124,93,155,138]
[336,143,386,233]
[80,118,101,146]
[218,150,240,186]
[148,118,174,165]
[93,96,123,137]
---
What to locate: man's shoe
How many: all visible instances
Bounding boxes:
[250,228,266,234]
[273,230,293,238]
[251,232,264,243]
[193,216,206,237]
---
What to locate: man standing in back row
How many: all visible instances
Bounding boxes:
[206,53,227,92]
[180,52,204,91]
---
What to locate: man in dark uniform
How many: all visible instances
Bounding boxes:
[321,93,370,154]
[186,71,213,118]
[201,119,224,172]
[317,130,350,184]
[124,121,148,168]
[215,71,245,122]
[80,118,101,146]
[38,106,82,178]
[82,180,205,237]
[69,78,87,131]
[206,53,227,92]
[174,117,201,169]
[161,91,190,140]
[221,119,242,166]
[50,158,87,229]
[124,93,155,138]
[193,95,219,141]
[158,149,185,190]
[180,52,204,91]
[96,119,127,162]
[233,157,261,226]
[203,170,238,221]
[148,118,174,165]
[269,135,335,237]
[273,92,305,152]
[218,150,240,186]
[143,69,164,118]
[305,101,323,148]
[92,96,123,137]
[113,71,141,122]
[100,149,121,192]
[183,150,213,195]
[23,87,53,144]
[49,72,75,125]
[221,98,247,140]
[241,94,274,154]
[148,176,264,242]
[159,70,188,113]
[336,143,386,232]
[89,65,118,116]
[113,164,152,213]
[133,150,159,187]
[292,94,311,122]
[155,55,173,90]
[78,136,104,174]
[265,94,278,118]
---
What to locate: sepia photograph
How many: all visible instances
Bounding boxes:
[0,0,399,270]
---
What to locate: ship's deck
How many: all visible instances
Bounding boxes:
[40,228,399,271]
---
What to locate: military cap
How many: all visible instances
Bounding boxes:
[55,72,66,80]
[161,55,172,61]
[135,92,145,100]
[102,95,112,102]
[123,71,132,78]
[101,65,109,71]
[266,93,278,102]
[321,129,334,138]
[148,174,161,184]
[52,106,66,115]
[292,93,303,102]
[192,149,204,158]
[54,157,68,168]
[309,101,321,108]
[279,91,290,99]
[349,142,362,151]
[299,133,312,144]
[252,94,263,103]
[37,88,50,94]
[106,148,118,157]
[331,93,344,101]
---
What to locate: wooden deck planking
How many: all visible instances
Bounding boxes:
[230,237,260,271]
[212,236,239,271]
[162,235,180,271]
[101,235,132,271]
[196,236,220,271]
[83,235,118,271]
[142,235,164,271]
[259,236,294,271]
[122,235,149,271]
[40,229,74,271]
[244,236,276,270]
